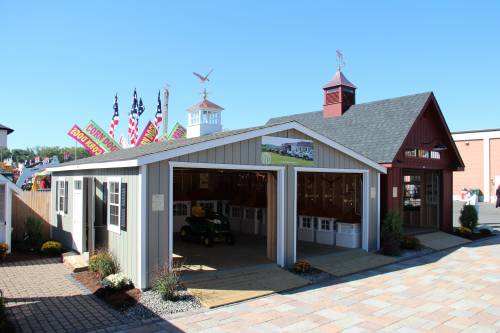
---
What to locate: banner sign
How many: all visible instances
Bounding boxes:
[83,120,121,152]
[137,121,158,146]
[261,136,314,166]
[168,122,187,140]
[67,125,105,156]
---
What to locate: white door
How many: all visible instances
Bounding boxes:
[0,185,5,243]
[72,179,84,253]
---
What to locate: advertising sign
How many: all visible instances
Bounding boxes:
[67,125,105,156]
[83,120,121,152]
[168,122,187,140]
[261,136,314,166]
[137,121,158,146]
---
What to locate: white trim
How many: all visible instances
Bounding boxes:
[452,130,500,141]
[376,173,381,250]
[4,185,12,253]
[167,161,286,268]
[483,138,491,203]
[72,176,84,253]
[47,160,138,172]
[138,165,148,289]
[293,167,371,263]
[56,177,67,215]
[106,176,121,235]
[50,122,387,174]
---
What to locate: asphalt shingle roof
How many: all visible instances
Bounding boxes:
[58,125,267,167]
[267,92,432,163]
[0,123,14,134]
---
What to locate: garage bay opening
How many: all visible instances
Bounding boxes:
[296,171,363,259]
[172,168,278,276]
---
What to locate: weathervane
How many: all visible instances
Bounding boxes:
[336,49,345,71]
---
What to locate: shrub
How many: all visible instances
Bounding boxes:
[294,260,312,273]
[101,272,131,290]
[401,235,421,250]
[459,204,478,230]
[0,290,6,330]
[152,265,180,301]
[0,243,8,254]
[41,241,63,255]
[381,211,403,255]
[24,217,43,250]
[89,250,118,279]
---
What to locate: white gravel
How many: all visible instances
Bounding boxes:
[124,288,202,320]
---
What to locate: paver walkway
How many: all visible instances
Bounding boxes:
[0,258,130,333]
[134,236,500,332]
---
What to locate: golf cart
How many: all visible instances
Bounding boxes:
[180,206,235,247]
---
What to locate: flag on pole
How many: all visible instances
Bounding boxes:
[128,89,138,145]
[134,98,145,145]
[108,94,119,138]
[63,151,70,161]
[154,91,162,142]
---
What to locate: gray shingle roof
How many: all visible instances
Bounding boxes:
[267,92,432,163]
[0,123,14,134]
[58,125,267,167]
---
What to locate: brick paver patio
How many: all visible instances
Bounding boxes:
[133,236,500,332]
[0,257,130,333]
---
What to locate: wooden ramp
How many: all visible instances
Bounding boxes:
[182,264,309,308]
[306,249,398,277]
[415,231,470,250]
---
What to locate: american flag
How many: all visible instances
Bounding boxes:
[133,98,145,145]
[128,89,138,145]
[108,94,119,138]
[154,91,162,142]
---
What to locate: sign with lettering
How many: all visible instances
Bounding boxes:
[137,121,158,146]
[83,120,122,152]
[168,122,187,140]
[67,125,105,156]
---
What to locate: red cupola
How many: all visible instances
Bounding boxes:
[323,70,356,118]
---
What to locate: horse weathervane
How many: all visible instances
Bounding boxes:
[336,49,345,71]
[193,69,213,83]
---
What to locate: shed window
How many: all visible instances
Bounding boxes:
[320,219,331,231]
[245,208,255,220]
[107,178,121,233]
[57,180,68,214]
[231,207,241,218]
[302,217,312,229]
[173,203,188,216]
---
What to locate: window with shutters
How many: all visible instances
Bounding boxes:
[107,177,121,234]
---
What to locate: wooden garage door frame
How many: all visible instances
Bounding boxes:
[293,167,370,263]
[168,161,286,268]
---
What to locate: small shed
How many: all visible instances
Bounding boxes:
[0,174,22,253]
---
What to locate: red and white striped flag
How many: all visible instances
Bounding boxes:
[108,94,119,138]
[133,98,145,146]
[154,91,162,142]
[128,89,138,145]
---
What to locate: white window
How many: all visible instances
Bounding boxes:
[321,219,331,231]
[107,177,121,234]
[173,203,188,216]
[302,217,312,229]
[231,207,241,218]
[74,179,82,191]
[245,208,255,219]
[57,179,67,214]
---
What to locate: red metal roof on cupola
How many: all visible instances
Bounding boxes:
[323,70,357,89]
[187,99,224,112]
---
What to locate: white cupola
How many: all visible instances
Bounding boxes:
[186,89,224,138]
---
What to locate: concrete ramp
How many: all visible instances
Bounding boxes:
[306,249,398,277]
[415,231,470,250]
[183,264,309,308]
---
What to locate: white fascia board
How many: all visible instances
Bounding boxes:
[453,131,500,141]
[47,160,139,172]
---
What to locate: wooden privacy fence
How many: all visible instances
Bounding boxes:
[12,190,51,243]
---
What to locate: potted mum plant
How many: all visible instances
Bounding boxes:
[0,243,8,260]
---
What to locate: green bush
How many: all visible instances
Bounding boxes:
[381,211,403,255]
[24,217,43,250]
[401,235,421,250]
[152,265,180,301]
[89,250,118,279]
[459,204,478,230]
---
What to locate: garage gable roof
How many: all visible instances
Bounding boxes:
[48,121,386,173]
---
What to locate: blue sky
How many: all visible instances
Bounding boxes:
[1,1,499,148]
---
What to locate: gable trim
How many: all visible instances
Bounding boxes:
[49,122,386,174]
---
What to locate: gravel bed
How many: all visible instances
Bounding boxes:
[123,288,201,320]
[398,246,434,259]
[292,268,332,284]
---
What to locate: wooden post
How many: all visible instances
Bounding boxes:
[266,172,277,261]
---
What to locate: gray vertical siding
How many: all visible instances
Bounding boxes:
[51,168,140,285]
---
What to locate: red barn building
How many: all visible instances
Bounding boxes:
[268,69,464,233]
